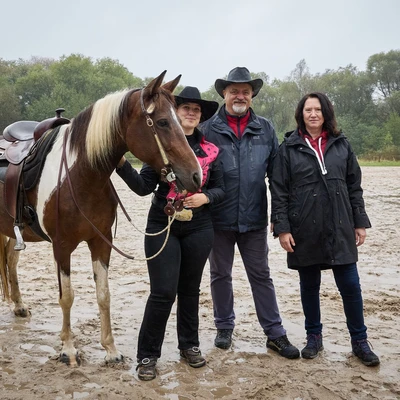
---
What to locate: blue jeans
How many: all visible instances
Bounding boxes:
[209,228,286,339]
[136,205,214,360]
[298,263,367,340]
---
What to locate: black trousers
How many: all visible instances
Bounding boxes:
[136,205,214,360]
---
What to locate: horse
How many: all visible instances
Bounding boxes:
[0,71,202,367]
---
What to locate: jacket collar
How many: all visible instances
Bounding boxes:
[213,105,263,135]
[284,129,345,146]
[189,128,208,157]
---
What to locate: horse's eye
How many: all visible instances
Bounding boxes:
[157,119,169,128]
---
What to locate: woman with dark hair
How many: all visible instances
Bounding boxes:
[116,87,225,380]
[270,92,380,366]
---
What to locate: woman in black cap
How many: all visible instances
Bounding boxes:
[116,87,224,380]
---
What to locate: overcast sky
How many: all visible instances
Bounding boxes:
[1,0,399,92]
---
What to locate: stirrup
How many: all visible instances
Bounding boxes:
[13,225,26,251]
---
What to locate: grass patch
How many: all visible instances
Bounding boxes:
[125,153,143,168]
[358,159,400,167]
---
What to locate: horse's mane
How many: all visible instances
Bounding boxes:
[70,89,135,169]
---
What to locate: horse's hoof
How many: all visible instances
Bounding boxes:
[59,352,81,367]
[14,307,31,318]
[105,353,124,364]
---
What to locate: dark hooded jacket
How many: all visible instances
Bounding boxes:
[270,129,371,270]
[201,106,278,232]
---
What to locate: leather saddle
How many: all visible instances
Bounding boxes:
[0,109,70,247]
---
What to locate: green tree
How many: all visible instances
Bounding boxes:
[315,65,375,121]
[0,84,21,130]
[16,54,145,120]
[367,50,400,98]
[383,113,400,148]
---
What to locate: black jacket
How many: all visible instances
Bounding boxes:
[270,129,371,269]
[201,106,278,232]
[116,128,225,209]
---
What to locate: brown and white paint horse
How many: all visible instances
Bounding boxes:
[0,71,201,366]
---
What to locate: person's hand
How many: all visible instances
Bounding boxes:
[183,193,208,208]
[355,228,367,247]
[270,222,274,234]
[117,156,126,169]
[279,232,295,253]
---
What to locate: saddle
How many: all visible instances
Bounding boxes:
[0,109,70,249]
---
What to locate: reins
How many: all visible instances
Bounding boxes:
[109,182,177,261]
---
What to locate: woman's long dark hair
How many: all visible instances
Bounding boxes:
[295,92,341,137]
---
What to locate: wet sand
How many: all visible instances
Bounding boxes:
[1,166,399,399]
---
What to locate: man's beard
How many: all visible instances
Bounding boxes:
[232,103,247,115]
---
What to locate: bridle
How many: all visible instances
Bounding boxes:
[54,88,179,295]
[139,88,177,184]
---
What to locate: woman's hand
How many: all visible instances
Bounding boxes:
[117,156,126,169]
[183,193,209,208]
[279,232,296,253]
[355,228,367,247]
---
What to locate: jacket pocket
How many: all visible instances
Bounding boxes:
[289,189,316,234]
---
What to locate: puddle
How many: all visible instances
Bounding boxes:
[83,382,101,389]
[1,366,16,374]
[20,343,35,350]
[3,382,30,390]
[39,345,56,353]
[34,356,51,364]
[64,389,90,399]
[162,381,180,390]
[210,387,233,398]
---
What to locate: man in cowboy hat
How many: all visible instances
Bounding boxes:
[201,67,300,359]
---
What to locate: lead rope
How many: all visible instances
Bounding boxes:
[109,181,176,261]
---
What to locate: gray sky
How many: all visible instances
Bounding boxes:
[1,0,399,92]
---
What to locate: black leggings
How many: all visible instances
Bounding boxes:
[136,205,214,360]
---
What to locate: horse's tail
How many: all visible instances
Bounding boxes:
[0,234,11,301]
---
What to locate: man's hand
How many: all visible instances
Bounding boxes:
[279,232,295,253]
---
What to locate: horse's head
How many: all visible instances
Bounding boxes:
[123,71,202,193]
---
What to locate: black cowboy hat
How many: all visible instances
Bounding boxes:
[215,67,264,98]
[174,86,219,122]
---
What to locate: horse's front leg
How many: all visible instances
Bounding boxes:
[56,254,80,367]
[5,238,30,317]
[88,237,123,364]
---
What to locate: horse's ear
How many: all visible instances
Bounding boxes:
[144,70,167,97]
[162,75,182,93]
[142,71,168,113]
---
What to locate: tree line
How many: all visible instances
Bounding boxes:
[1,51,399,160]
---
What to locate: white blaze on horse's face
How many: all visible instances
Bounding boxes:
[35,125,77,234]
[171,104,183,129]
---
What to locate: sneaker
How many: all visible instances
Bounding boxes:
[267,334,300,359]
[301,334,323,359]
[214,329,233,349]
[136,357,157,381]
[180,346,206,368]
[351,339,380,366]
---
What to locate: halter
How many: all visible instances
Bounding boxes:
[139,89,176,183]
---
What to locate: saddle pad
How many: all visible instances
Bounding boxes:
[23,126,61,191]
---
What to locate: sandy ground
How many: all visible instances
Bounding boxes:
[0,166,399,400]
